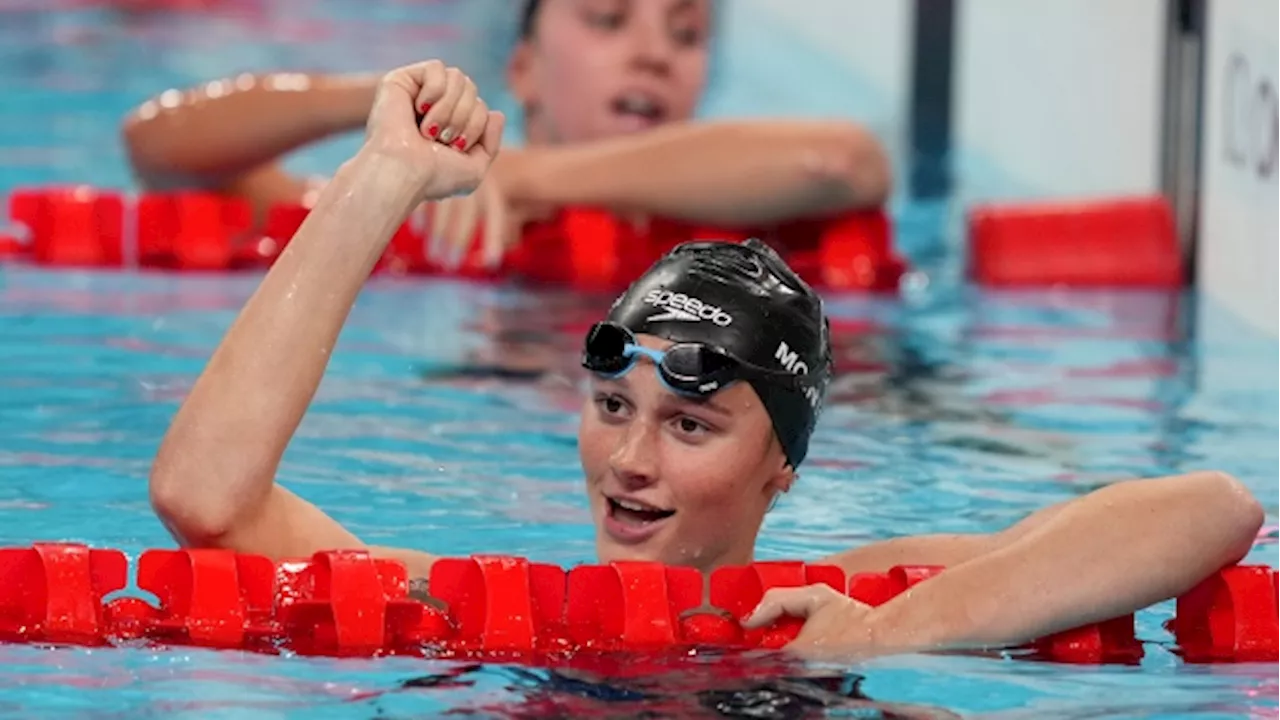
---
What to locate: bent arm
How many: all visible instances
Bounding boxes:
[865,471,1264,651]
[823,501,1071,574]
[148,151,428,566]
[508,120,892,226]
[121,72,377,213]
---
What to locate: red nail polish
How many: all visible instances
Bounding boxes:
[452,136,466,150]
[419,102,431,114]
[427,124,439,138]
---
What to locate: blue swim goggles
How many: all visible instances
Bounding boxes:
[581,322,800,398]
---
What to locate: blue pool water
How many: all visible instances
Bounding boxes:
[2,2,1278,718]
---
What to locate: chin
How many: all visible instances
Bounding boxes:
[595,539,660,565]
[596,540,721,572]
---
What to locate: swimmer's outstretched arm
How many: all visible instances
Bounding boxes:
[502,119,892,225]
[121,72,378,214]
[758,471,1263,657]
[148,62,504,576]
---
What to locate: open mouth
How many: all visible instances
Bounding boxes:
[607,496,676,526]
[610,92,667,126]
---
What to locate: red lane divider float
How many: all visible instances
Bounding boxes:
[1172,565,1280,663]
[0,543,128,645]
[0,187,905,292]
[0,543,1274,664]
[968,195,1183,288]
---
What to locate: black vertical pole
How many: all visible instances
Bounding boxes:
[908,0,957,199]
[1160,0,1207,287]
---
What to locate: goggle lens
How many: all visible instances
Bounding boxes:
[582,322,777,397]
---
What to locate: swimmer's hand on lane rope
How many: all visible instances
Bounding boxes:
[363,60,505,205]
[743,584,892,661]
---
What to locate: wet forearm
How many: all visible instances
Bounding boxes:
[151,151,419,536]
[869,472,1264,651]
[511,120,891,225]
[122,72,377,186]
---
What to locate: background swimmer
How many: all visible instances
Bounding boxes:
[121,0,891,267]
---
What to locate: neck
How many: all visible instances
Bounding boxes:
[708,544,756,572]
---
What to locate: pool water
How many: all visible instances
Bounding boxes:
[2,2,1277,719]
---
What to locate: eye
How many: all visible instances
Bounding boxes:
[674,415,710,436]
[585,10,625,31]
[670,25,704,47]
[594,393,631,420]
[669,3,709,47]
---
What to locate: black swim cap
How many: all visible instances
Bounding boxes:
[604,239,832,467]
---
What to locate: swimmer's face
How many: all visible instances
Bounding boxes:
[577,335,794,571]
[509,0,712,143]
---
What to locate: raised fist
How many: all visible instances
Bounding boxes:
[363,60,505,203]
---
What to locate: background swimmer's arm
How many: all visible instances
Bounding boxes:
[862,471,1263,651]
[506,120,892,226]
[121,72,378,216]
[149,152,427,563]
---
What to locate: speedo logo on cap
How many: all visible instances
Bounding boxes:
[643,289,733,327]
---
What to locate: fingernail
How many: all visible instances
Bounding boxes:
[427,124,440,138]
[419,102,432,114]
[438,127,455,144]
[452,136,467,150]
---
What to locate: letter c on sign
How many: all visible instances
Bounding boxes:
[1257,79,1277,179]
[1223,52,1280,181]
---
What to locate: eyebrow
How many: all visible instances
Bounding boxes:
[673,392,734,418]
[593,375,735,417]
[674,0,713,24]
[595,374,629,389]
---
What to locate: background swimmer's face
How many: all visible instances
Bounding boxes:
[577,335,794,571]
[508,0,712,143]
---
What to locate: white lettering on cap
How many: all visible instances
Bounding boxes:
[642,289,733,327]
[775,340,809,376]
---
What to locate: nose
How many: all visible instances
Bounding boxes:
[609,415,660,489]
[626,14,674,76]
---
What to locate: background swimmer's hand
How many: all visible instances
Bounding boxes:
[743,584,895,661]
[363,60,505,203]
[425,156,555,270]
[425,175,515,270]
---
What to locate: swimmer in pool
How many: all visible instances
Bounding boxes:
[121,0,890,265]
[148,62,1265,660]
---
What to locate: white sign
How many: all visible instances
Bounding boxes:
[952,0,1167,202]
[1197,0,1278,338]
